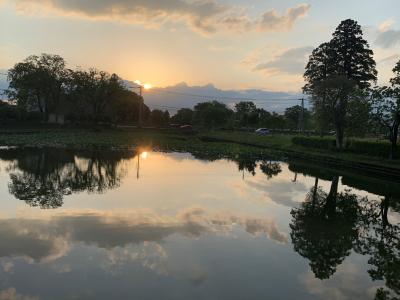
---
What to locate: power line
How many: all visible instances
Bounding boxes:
[148,88,309,102]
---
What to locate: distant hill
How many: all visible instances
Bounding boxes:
[0,70,8,100]
[125,81,305,114]
[1,73,305,113]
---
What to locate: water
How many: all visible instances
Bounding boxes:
[0,147,398,300]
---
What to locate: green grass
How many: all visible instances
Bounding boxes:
[0,128,278,161]
[200,130,400,170]
[0,128,399,171]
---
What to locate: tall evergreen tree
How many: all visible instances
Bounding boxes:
[304,19,377,148]
[330,19,377,88]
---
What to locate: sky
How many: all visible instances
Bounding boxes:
[0,0,400,93]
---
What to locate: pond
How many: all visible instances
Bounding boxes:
[0,147,398,300]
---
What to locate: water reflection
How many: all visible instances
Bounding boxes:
[290,177,361,279]
[290,175,400,299]
[0,208,287,263]
[0,148,285,208]
[1,148,134,208]
[0,147,399,299]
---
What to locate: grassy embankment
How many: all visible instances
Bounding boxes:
[0,128,276,160]
[0,128,399,172]
[201,130,400,171]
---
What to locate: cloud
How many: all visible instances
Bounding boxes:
[375,20,400,48]
[10,0,310,35]
[258,4,310,32]
[378,19,395,32]
[375,29,400,48]
[378,54,400,65]
[253,46,313,75]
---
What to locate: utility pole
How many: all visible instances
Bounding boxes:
[138,85,143,128]
[298,98,305,133]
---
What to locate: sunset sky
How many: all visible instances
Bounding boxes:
[1,0,399,92]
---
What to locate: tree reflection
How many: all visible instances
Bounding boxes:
[357,196,400,299]
[291,174,400,299]
[259,160,282,179]
[290,176,360,279]
[2,148,134,209]
[235,155,257,177]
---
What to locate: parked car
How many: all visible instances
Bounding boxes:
[179,124,197,134]
[255,128,270,135]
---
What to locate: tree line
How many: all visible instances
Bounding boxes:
[1,55,311,130]
[4,54,146,124]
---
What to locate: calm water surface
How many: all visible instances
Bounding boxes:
[0,148,398,300]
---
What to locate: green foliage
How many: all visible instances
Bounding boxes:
[370,59,400,159]
[347,140,400,157]
[170,108,194,125]
[292,136,336,150]
[193,101,233,128]
[284,105,312,130]
[292,136,400,158]
[150,109,170,127]
[0,101,18,121]
[234,101,258,127]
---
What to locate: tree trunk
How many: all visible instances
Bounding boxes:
[381,196,390,228]
[335,123,344,150]
[325,176,339,218]
[312,177,319,205]
[389,121,399,160]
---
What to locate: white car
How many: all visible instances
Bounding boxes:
[255,128,270,135]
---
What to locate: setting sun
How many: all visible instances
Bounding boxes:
[134,80,152,90]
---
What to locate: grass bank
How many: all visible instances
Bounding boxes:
[0,128,277,161]
[0,128,399,175]
[200,130,400,173]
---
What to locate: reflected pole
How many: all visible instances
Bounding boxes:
[136,153,140,180]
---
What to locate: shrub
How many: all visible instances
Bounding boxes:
[347,140,400,157]
[292,136,400,158]
[292,136,336,150]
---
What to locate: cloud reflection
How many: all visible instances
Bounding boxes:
[0,208,286,264]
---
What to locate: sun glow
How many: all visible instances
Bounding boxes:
[134,80,152,90]
[140,151,148,159]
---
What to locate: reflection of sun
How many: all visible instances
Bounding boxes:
[140,151,148,159]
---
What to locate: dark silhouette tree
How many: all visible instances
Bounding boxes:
[284,105,311,130]
[330,19,377,88]
[7,54,68,121]
[193,101,233,128]
[170,108,194,125]
[234,101,258,127]
[304,19,377,148]
[150,109,170,127]
[66,69,127,123]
